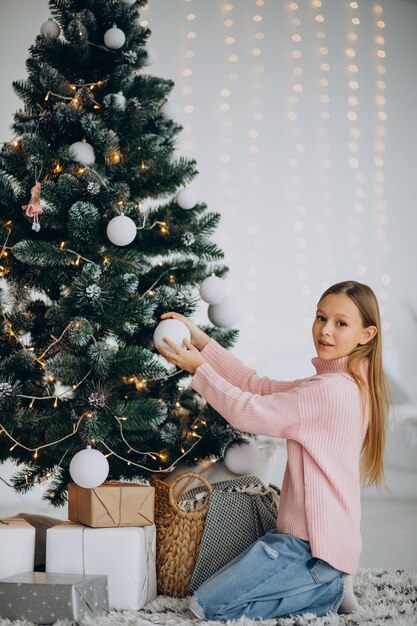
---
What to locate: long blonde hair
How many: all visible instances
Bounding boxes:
[318,281,390,488]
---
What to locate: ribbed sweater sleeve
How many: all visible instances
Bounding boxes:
[200,338,301,394]
[191,362,301,439]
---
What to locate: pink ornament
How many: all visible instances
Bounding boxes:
[22,181,43,232]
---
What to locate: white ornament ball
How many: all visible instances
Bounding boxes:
[160,100,178,120]
[69,141,95,165]
[224,441,260,475]
[176,188,197,210]
[200,276,226,305]
[113,92,127,111]
[69,448,109,488]
[208,296,239,328]
[143,46,157,66]
[104,26,126,49]
[41,19,60,39]
[119,0,136,4]
[153,319,191,354]
[106,215,137,246]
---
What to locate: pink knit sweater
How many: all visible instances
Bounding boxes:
[191,339,369,575]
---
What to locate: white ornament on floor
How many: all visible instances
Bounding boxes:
[40,19,60,39]
[224,440,260,475]
[104,26,126,49]
[106,214,137,246]
[199,275,226,305]
[153,319,191,354]
[69,448,109,488]
[208,295,239,327]
[69,140,95,165]
[176,188,197,210]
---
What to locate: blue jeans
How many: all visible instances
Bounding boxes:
[190,531,344,621]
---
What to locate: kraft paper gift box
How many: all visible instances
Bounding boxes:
[0,571,108,624]
[68,481,155,527]
[46,522,156,611]
[0,518,35,580]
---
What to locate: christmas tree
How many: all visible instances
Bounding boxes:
[0,0,243,506]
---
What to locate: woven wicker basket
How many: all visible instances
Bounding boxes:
[152,471,213,597]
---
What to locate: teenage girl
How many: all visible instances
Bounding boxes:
[157,280,390,621]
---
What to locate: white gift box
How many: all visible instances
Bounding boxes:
[0,518,35,580]
[46,522,156,610]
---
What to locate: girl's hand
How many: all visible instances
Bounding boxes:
[157,337,205,374]
[160,312,210,351]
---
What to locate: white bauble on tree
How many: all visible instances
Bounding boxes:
[176,188,197,210]
[69,141,95,165]
[40,19,60,39]
[119,0,136,4]
[104,26,126,49]
[208,296,239,328]
[200,276,226,305]
[69,448,109,488]
[160,100,178,120]
[143,46,157,66]
[153,319,191,354]
[106,215,137,246]
[224,441,260,475]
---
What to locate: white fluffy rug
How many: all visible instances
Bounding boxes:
[0,569,416,626]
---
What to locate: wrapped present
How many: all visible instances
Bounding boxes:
[0,571,108,624]
[68,481,155,527]
[46,522,156,610]
[0,517,35,580]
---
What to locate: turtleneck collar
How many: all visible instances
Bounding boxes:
[311,355,351,376]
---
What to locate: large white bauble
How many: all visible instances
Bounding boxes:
[176,188,197,210]
[160,100,178,120]
[153,319,191,354]
[119,0,137,5]
[106,215,137,246]
[41,19,60,39]
[104,26,126,49]
[69,141,95,165]
[208,296,239,328]
[69,448,109,488]
[143,46,157,66]
[224,441,260,475]
[200,276,226,305]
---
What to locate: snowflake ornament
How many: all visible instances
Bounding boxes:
[0,382,14,396]
[87,182,100,195]
[86,284,102,299]
[181,232,195,247]
[123,50,137,64]
[88,391,106,409]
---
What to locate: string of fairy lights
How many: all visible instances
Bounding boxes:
[345,0,367,281]
[181,0,197,155]
[372,2,391,345]
[287,2,311,300]
[311,0,337,294]
[245,0,266,351]
[219,2,237,201]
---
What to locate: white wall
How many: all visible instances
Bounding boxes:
[0,0,417,514]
